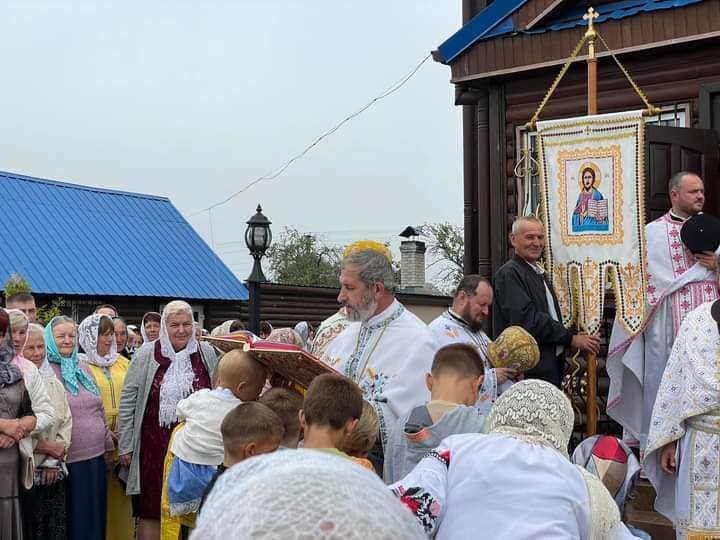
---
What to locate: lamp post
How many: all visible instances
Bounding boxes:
[245,204,272,335]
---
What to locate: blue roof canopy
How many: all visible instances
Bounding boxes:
[436,0,702,65]
[436,0,527,64]
[0,171,249,301]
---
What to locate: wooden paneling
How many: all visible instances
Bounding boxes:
[450,1,720,81]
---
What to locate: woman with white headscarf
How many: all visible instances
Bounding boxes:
[391,379,636,539]
[118,301,217,540]
[195,449,425,540]
[23,322,72,540]
[79,314,133,540]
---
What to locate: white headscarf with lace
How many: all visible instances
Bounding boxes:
[195,449,426,540]
[158,300,198,427]
[486,378,574,457]
[78,314,118,370]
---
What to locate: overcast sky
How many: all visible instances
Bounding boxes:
[0,1,463,280]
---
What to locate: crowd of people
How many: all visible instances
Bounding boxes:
[0,171,717,539]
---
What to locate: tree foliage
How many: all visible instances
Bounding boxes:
[266,228,342,287]
[3,273,31,297]
[3,271,65,324]
[423,222,464,294]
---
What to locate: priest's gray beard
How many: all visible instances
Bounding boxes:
[344,290,378,322]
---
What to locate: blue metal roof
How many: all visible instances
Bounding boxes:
[0,171,249,301]
[435,0,703,64]
[436,0,527,64]
[527,0,702,34]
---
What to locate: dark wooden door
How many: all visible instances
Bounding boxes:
[645,125,720,221]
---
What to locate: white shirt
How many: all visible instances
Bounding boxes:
[14,356,55,435]
[392,433,592,539]
[321,299,437,448]
[171,387,241,465]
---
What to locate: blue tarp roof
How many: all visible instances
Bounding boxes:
[436,0,703,64]
[0,171,249,301]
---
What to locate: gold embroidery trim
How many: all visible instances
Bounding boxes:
[536,113,647,335]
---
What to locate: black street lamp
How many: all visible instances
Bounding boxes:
[245,204,272,334]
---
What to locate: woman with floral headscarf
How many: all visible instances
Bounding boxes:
[391,380,635,539]
[79,314,133,540]
[46,315,114,540]
[119,300,217,540]
[0,307,36,539]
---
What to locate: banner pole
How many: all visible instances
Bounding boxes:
[584,7,599,115]
[583,7,600,436]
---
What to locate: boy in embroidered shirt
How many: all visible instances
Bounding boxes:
[300,374,363,461]
[167,349,267,517]
[383,343,486,483]
[259,387,304,449]
[199,401,284,512]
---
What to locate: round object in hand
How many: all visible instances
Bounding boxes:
[488,326,540,372]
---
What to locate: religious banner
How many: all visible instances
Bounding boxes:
[537,110,647,335]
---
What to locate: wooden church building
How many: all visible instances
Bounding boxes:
[435,0,720,278]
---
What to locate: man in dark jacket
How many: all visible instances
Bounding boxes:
[493,215,600,386]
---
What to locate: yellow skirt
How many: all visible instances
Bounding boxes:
[106,472,135,540]
[160,424,195,540]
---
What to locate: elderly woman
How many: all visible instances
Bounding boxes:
[391,379,636,539]
[23,323,72,539]
[79,314,133,540]
[46,315,114,540]
[113,316,133,360]
[119,300,217,540]
[0,308,37,540]
[140,312,161,344]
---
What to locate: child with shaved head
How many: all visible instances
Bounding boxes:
[167,349,268,517]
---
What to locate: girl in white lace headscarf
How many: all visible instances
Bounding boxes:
[391,380,635,540]
[194,449,425,540]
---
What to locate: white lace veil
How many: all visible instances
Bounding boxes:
[78,314,118,369]
[194,449,426,540]
[158,300,198,428]
[486,379,574,457]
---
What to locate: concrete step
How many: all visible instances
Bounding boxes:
[625,504,675,540]
[631,479,657,512]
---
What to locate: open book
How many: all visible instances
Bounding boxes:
[203,335,338,389]
[587,198,608,221]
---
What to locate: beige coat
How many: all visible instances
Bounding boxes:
[32,367,72,468]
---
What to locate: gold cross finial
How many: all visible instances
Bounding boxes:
[583,7,599,36]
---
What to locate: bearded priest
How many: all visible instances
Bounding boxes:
[321,241,437,472]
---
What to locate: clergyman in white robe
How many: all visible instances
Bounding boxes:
[428,309,511,416]
[607,212,718,449]
[321,298,437,449]
[645,301,720,538]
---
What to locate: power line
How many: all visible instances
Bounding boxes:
[188,53,432,218]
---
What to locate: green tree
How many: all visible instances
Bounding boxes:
[3,273,31,298]
[266,228,343,287]
[3,271,65,323]
[423,222,464,295]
